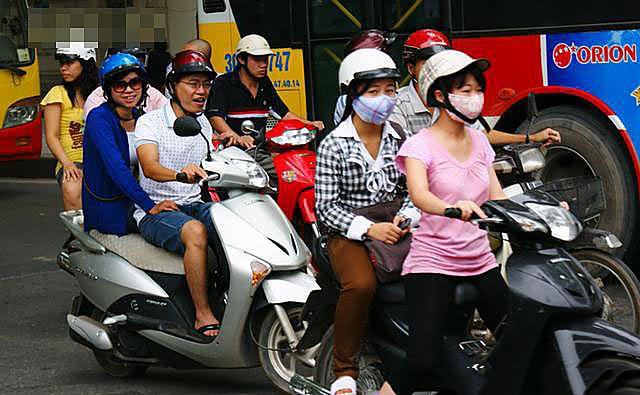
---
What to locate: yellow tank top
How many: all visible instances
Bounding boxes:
[40,85,85,174]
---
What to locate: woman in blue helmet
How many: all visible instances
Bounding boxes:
[83,52,177,235]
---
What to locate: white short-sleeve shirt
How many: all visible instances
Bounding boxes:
[133,102,213,223]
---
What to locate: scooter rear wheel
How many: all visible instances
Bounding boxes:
[91,308,149,378]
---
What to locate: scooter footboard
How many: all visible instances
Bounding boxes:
[261,271,320,304]
[551,316,640,395]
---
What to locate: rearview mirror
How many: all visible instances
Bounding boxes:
[241,120,258,135]
[173,116,202,137]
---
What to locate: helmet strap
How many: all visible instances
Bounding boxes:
[436,80,479,124]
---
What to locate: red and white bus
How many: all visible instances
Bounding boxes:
[199,0,640,262]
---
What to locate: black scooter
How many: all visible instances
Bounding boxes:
[291,190,640,395]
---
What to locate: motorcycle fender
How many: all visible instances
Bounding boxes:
[298,188,317,223]
[552,316,640,395]
[261,271,320,304]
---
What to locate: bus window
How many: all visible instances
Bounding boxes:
[229,0,292,48]
[310,0,367,37]
[380,0,442,33]
[455,0,640,33]
[0,0,32,65]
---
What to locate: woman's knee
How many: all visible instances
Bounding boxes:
[181,220,208,249]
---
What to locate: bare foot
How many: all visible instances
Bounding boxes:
[195,311,220,337]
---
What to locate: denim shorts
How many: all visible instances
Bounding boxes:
[138,202,216,255]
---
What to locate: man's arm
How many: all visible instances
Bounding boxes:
[137,144,180,182]
[136,143,207,183]
[282,111,325,131]
[486,128,561,146]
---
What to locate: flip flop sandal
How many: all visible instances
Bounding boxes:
[196,323,220,337]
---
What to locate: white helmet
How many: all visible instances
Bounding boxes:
[418,49,489,107]
[338,48,400,90]
[235,34,275,57]
[55,42,97,62]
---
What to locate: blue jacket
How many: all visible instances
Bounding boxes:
[82,103,155,236]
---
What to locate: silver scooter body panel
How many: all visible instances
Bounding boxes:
[67,250,169,312]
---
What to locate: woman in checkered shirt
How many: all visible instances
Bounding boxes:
[315,49,420,395]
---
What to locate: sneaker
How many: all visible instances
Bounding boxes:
[331,376,357,395]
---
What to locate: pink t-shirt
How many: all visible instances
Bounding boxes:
[396,127,497,276]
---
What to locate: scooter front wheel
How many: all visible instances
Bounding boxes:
[91,308,149,379]
[584,356,640,394]
[258,304,317,393]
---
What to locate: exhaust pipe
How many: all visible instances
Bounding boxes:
[289,374,330,395]
[67,314,113,351]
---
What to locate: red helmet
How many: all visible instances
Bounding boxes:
[344,29,397,56]
[402,29,451,64]
[168,50,216,81]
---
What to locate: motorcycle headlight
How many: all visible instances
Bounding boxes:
[525,203,582,242]
[507,211,549,234]
[518,147,546,173]
[270,128,316,146]
[231,159,269,188]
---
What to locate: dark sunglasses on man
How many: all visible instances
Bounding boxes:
[112,77,144,93]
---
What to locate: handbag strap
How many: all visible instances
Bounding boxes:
[83,177,126,202]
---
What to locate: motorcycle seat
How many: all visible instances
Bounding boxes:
[376,281,405,304]
[376,281,479,306]
[89,230,185,275]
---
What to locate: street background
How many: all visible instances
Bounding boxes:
[0,178,278,395]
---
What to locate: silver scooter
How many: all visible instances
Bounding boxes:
[57,116,319,393]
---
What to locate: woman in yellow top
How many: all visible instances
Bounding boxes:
[42,44,98,210]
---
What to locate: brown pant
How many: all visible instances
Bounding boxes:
[327,235,377,379]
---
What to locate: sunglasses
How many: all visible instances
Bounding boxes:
[112,77,144,93]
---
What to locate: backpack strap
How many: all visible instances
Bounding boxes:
[388,120,407,146]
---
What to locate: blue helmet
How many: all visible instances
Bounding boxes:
[99,52,146,87]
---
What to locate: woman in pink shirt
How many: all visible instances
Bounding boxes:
[382,49,509,395]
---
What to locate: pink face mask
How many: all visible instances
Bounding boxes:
[445,92,484,123]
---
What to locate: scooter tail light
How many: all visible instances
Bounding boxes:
[250,260,272,287]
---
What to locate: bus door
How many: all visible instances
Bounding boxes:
[197,0,308,118]
[0,0,41,161]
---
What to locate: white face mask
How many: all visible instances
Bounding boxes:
[445,92,484,123]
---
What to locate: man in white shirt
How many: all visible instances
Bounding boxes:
[135,50,220,337]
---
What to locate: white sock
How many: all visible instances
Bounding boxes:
[330,376,357,395]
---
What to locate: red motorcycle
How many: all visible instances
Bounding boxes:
[264,119,320,246]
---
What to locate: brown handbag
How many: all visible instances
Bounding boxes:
[353,197,412,283]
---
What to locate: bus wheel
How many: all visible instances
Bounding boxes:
[517,105,638,261]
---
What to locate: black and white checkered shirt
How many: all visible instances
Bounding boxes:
[316,117,420,240]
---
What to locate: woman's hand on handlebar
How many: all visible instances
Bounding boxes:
[451,200,486,221]
[149,199,178,215]
[180,163,208,183]
[366,222,407,245]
